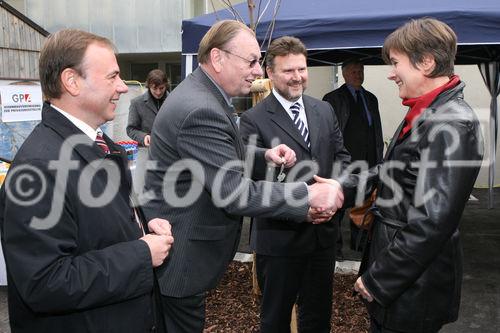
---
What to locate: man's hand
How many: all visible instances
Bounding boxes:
[140,218,174,267]
[143,134,151,147]
[354,277,373,302]
[307,175,344,217]
[264,144,296,168]
[147,218,172,236]
[307,208,332,224]
[307,207,336,224]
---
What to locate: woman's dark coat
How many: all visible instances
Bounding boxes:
[361,82,484,332]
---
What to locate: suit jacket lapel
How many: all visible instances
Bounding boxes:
[42,103,128,165]
[303,96,320,153]
[267,94,310,152]
[42,103,132,199]
[42,103,102,164]
[341,84,357,113]
[144,92,159,115]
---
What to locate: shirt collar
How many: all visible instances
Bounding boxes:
[346,84,363,97]
[272,88,304,112]
[50,104,103,141]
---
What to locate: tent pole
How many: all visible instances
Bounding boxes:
[489,96,498,209]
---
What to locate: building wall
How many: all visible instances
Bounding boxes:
[6,0,195,83]
[0,4,46,80]
[17,0,183,53]
[5,0,244,84]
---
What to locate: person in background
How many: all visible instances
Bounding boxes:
[240,36,351,333]
[127,69,169,193]
[0,29,174,333]
[127,69,169,147]
[323,58,384,257]
[143,20,344,333]
[354,18,484,332]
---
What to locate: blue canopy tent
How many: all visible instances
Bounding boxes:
[182,0,500,207]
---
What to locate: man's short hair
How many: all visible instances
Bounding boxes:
[39,29,114,100]
[382,18,457,77]
[146,69,169,89]
[197,20,254,64]
[341,58,363,71]
[265,36,307,69]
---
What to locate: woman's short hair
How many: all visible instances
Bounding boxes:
[265,36,307,69]
[197,20,254,64]
[146,69,169,89]
[39,29,114,100]
[382,18,457,77]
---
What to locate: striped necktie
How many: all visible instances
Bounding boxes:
[96,131,110,154]
[290,102,310,148]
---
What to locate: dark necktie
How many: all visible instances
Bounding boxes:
[96,131,110,154]
[290,102,310,148]
[355,90,372,126]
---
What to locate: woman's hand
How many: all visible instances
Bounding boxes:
[354,277,374,302]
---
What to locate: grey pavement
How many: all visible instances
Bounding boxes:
[441,188,500,332]
[0,188,498,332]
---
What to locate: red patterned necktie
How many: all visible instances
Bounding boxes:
[96,131,110,154]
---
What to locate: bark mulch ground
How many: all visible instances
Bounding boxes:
[205,261,369,332]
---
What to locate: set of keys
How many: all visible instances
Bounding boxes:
[276,159,286,182]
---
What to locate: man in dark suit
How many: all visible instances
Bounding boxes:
[0,29,174,333]
[323,59,384,254]
[143,20,344,333]
[239,36,351,333]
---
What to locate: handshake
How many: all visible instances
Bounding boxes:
[265,144,345,224]
[307,175,344,224]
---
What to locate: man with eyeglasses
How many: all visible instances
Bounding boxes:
[143,20,344,332]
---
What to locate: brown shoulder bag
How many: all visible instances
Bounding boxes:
[349,189,377,230]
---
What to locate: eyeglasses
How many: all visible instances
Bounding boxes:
[220,49,261,68]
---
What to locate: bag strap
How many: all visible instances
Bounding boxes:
[354,205,377,251]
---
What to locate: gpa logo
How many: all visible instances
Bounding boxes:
[12,93,31,103]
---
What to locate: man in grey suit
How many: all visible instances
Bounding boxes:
[240,36,351,333]
[143,20,344,332]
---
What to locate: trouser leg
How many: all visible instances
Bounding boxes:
[159,293,206,333]
[297,246,336,333]
[256,254,304,333]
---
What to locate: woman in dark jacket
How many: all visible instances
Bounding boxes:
[126,69,169,147]
[354,18,484,332]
